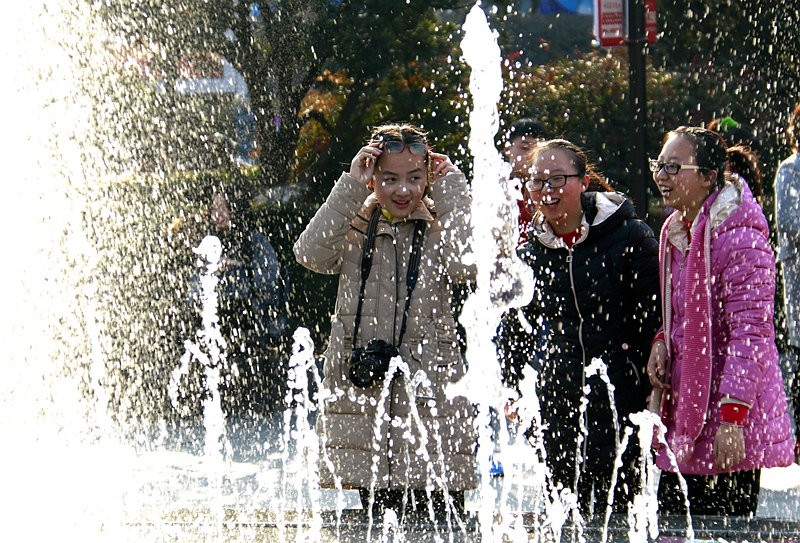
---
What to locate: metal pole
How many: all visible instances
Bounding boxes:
[628,0,648,219]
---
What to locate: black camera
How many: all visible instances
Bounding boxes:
[348,339,398,388]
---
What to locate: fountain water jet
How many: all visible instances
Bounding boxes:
[169,234,233,539]
[4,0,800,541]
[279,327,324,540]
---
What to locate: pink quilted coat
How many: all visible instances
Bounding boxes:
[655,177,794,475]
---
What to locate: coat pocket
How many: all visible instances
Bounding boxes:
[409,318,463,383]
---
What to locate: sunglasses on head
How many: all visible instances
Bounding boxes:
[380,140,429,156]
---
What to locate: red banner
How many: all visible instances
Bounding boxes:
[594,0,625,47]
[645,0,658,44]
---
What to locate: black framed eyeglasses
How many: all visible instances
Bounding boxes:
[525,173,582,192]
[380,140,429,156]
[648,159,705,175]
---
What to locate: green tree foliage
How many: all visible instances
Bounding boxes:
[96,1,478,191]
[87,1,800,393]
[653,0,800,176]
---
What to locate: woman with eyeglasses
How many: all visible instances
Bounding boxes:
[294,122,475,520]
[497,139,660,518]
[647,126,794,517]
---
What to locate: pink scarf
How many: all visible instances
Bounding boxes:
[659,209,714,464]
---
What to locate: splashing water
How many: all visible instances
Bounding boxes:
[279,327,324,540]
[356,355,468,541]
[586,357,630,543]
[169,234,232,539]
[650,408,696,541]
[446,2,535,540]
[627,411,664,543]
[5,1,799,541]
[1,3,135,540]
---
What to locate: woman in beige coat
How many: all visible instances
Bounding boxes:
[294,123,475,519]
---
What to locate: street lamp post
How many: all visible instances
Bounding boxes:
[627,0,648,220]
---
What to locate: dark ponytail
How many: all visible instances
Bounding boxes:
[727,144,762,202]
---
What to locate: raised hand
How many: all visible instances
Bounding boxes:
[430,152,457,180]
[349,144,383,186]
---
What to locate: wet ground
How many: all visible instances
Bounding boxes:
[3,407,799,542]
[120,412,800,520]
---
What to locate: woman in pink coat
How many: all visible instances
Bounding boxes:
[647,126,794,516]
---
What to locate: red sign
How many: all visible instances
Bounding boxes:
[594,0,625,47]
[645,0,658,44]
[594,0,657,47]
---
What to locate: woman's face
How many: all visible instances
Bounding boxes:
[528,147,589,233]
[653,135,714,221]
[373,149,427,218]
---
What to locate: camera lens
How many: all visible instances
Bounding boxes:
[349,340,395,388]
[349,359,378,388]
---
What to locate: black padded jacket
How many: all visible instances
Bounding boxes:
[498,191,660,475]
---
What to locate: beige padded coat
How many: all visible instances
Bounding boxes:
[294,171,477,491]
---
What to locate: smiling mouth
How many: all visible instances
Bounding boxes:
[659,186,673,197]
[540,196,560,207]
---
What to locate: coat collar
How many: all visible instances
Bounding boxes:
[532,191,627,249]
[351,193,435,233]
[665,174,744,254]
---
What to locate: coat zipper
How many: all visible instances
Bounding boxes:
[566,248,588,489]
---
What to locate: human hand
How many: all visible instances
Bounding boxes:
[647,340,669,389]
[430,152,457,180]
[713,424,746,471]
[349,144,383,186]
[504,400,519,423]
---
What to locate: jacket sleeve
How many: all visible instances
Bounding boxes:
[715,226,776,406]
[496,308,530,392]
[430,170,475,282]
[627,221,662,357]
[774,159,800,263]
[293,172,371,275]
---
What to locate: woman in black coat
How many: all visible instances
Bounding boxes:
[498,139,660,517]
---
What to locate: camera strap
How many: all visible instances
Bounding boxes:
[351,206,426,352]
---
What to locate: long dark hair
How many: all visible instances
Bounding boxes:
[727,144,763,201]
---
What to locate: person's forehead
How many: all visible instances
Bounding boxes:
[534,148,569,162]
[661,135,695,158]
[511,134,540,143]
[376,151,425,171]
